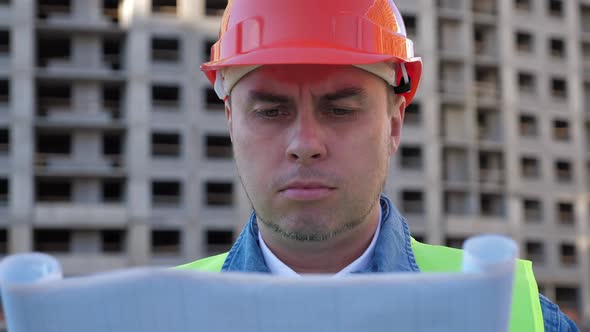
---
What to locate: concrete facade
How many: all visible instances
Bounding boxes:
[0,0,588,328]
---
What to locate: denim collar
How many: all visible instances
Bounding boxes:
[221,194,421,274]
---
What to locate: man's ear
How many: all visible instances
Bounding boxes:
[390,95,406,155]
[225,99,233,142]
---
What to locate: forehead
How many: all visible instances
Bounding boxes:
[231,64,385,96]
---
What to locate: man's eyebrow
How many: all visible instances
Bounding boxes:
[248,91,292,104]
[247,87,367,105]
[321,87,368,102]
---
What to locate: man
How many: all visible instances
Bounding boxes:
[177,0,579,330]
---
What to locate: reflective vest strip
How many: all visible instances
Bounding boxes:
[175,238,544,331]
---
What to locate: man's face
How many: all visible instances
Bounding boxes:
[227,64,404,244]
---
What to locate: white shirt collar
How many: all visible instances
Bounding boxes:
[258,207,382,277]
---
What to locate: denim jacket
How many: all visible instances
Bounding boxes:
[221,194,579,331]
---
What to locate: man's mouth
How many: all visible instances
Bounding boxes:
[279,181,336,201]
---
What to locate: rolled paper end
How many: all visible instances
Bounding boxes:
[461,235,518,274]
[0,253,62,287]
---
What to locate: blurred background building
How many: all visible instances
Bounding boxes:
[0,0,588,329]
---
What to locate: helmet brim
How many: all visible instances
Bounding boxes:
[201,47,422,105]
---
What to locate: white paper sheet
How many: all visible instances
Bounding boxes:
[0,235,517,332]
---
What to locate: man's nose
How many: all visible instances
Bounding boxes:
[285,112,327,164]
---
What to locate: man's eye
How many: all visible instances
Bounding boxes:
[330,108,353,116]
[256,109,281,118]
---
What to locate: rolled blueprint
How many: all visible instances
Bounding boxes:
[0,235,517,332]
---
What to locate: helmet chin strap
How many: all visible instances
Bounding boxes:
[393,62,411,94]
[214,70,227,100]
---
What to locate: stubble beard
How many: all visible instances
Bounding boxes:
[234,124,393,244]
[236,171,386,243]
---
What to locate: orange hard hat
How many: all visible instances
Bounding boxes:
[201,0,422,105]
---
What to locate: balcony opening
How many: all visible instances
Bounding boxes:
[102,38,123,70]
[0,128,8,153]
[0,229,6,254]
[102,85,122,119]
[70,230,103,254]
[480,193,505,217]
[445,237,466,249]
[473,0,496,15]
[583,43,590,63]
[152,84,180,109]
[474,67,499,99]
[477,108,501,141]
[582,5,590,34]
[205,181,233,206]
[205,0,227,16]
[36,132,71,156]
[515,31,533,53]
[553,119,570,141]
[525,241,545,264]
[401,190,424,215]
[34,229,71,253]
[557,202,574,226]
[560,243,577,266]
[102,0,121,24]
[521,156,540,179]
[523,198,542,222]
[444,191,470,215]
[400,146,422,170]
[473,25,497,57]
[437,0,462,10]
[551,78,567,98]
[440,62,466,97]
[37,0,71,19]
[443,147,469,182]
[478,151,504,184]
[205,135,232,159]
[152,0,177,15]
[36,179,72,202]
[152,180,181,206]
[404,102,421,125]
[0,178,8,204]
[206,229,233,255]
[102,133,123,167]
[555,159,572,183]
[151,37,180,63]
[102,179,123,203]
[519,114,538,137]
[37,82,71,116]
[555,287,580,323]
[101,229,125,253]
[151,229,181,255]
[205,88,224,111]
[514,0,531,11]
[518,72,536,95]
[0,30,9,55]
[203,39,216,60]
[151,132,181,157]
[548,0,563,17]
[0,79,8,104]
[438,20,464,55]
[403,15,417,39]
[37,35,70,67]
[549,38,565,58]
[441,103,468,139]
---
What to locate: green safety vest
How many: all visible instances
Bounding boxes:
[175,237,544,332]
